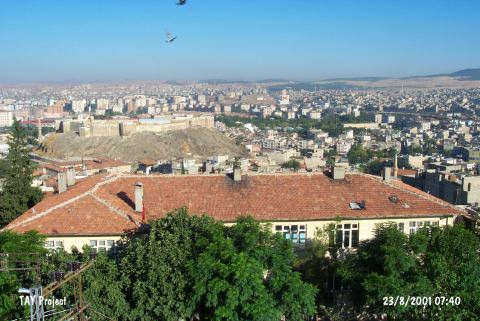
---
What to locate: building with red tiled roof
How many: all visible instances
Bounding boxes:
[4,172,463,252]
[39,159,131,177]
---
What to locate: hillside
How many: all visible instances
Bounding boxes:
[36,127,248,163]
[447,68,480,80]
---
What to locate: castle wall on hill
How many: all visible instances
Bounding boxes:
[60,116,214,137]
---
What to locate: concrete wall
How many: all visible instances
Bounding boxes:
[461,176,480,204]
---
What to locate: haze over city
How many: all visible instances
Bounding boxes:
[3,1,480,321]
[1,0,479,83]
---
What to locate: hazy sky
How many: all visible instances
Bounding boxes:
[1,0,479,83]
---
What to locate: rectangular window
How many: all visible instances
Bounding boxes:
[343,230,350,248]
[398,222,404,233]
[351,230,359,247]
[299,232,306,243]
[89,240,97,247]
[279,224,307,244]
[409,221,416,235]
[336,223,359,248]
[45,240,64,250]
[432,221,439,227]
[291,231,298,241]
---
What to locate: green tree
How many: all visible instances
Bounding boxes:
[118,208,317,321]
[0,118,43,227]
[418,225,480,321]
[338,224,480,320]
[0,231,46,320]
[339,224,431,319]
[365,159,384,175]
[296,221,342,318]
[347,144,369,165]
[281,159,301,171]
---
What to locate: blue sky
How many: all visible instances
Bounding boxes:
[0,0,478,83]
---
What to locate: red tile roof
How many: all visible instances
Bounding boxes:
[396,169,417,177]
[4,173,463,236]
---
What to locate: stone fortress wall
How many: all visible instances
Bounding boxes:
[59,115,214,137]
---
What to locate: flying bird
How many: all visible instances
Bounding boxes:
[165,31,177,43]
[177,0,187,5]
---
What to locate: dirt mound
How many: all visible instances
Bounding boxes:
[37,127,248,163]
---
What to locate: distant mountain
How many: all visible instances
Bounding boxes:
[165,80,184,85]
[407,68,480,81]
[267,81,363,92]
[200,79,250,85]
[320,69,480,83]
[322,76,387,82]
[256,78,292,83]
[447,68,480,80]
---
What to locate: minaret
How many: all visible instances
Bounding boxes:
[37,118,43,141]
[393,151,398,178]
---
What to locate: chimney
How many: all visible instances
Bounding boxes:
[383,167,392,182]
[332,166,345,180]
[66,167,76,186]
[393,152,398,178]
[57,172,67,193]
[134,182,144,212]
[233,166,242,182]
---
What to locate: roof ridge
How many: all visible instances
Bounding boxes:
[89,193,141,227]
[3,176,119,231]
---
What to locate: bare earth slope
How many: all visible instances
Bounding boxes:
[37,127,248,162]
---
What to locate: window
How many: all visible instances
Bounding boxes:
[409,221,439,234]
[89,239,115,252]
[275,224,307,244]
[398,222,404,233]
[336,223,359,248]
[45,240,64,250]
[409,221,417,234]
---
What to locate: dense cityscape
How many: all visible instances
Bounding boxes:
[2,0,480,320]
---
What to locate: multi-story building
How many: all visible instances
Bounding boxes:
[71,100,87,113]
[96,99,110,110]
[0,110,13,127]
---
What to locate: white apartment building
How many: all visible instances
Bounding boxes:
[71,100,87,113]
[0,110,13,127]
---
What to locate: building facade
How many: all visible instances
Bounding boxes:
[4,172,462,252]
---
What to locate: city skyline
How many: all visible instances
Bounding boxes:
[1,0,479,83]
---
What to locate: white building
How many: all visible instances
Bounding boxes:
[308,111,321,119]
[96,99,110,110]
[71,100,87,113]
[0,110,13,127]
